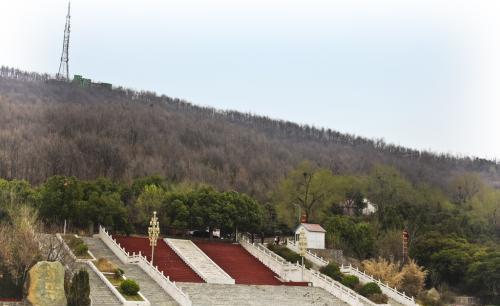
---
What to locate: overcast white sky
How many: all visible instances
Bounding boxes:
[1,0,499,159]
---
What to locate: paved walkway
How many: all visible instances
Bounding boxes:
[165,239,234,284]
[178,283,349,306]
[82,237,179,306]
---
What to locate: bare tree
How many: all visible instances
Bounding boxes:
[0,205,42,288]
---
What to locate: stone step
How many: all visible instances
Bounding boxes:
[194,240,284,285]
[82,237,180,306]
[165,239,234,284]
[114,236,204,283]
[75,262,121,306]
[178,283,349,306]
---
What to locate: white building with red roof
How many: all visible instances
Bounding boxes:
[294,223,326,249]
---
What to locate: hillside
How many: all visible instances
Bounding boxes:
[0,67,499,199]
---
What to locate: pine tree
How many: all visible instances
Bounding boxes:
[67,269,91,306]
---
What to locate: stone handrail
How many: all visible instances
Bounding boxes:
[287,238,416,306]
[303,268,379,306]
[341,264,417,306]
[56,233,97,262]
[239,236,373,306]
[86,261,150,306]
[164,238,235,284]
[98,226,192,306]
[239,236,302,282]
[133,253,192,306]
[286,240,329,267]
[98,227,133,264]
[254,242,289,265]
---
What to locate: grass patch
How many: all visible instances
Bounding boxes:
[62,234,93,259]
[105,274,123,287]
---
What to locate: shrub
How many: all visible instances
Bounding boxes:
[74,243,88,256]
[320,263,343,281]
[67,269,91,306]
[114,268,124,279]
[267,244,313,268]
[417,291,444,306]
[369,293,389,304]
[399,260,427,297]
[359,282,382,297]
[341,275,359,289]
[362,257,402,288]
[120,279,140,296]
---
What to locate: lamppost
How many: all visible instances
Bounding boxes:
[298,227,307,280]
[148,211,160,265]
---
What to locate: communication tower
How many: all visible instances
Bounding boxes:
[57,2,71,81]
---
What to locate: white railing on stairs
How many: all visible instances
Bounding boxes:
[341,264,417,306]
[239,235,372,306]
[287,239,417,306]
[286,240,330,267]
[239,236,302,282]
[164,238,235,284]
[99,226,192,306]
[86,260,150,306]
[303,268,381,306]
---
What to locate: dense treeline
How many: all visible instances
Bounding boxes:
[0,66,499,201]
[273,162,499,304]
[0,176,262,237]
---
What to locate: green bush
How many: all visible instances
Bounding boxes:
[120,279,140,296]
[369,293,388,304]
[114,268,124,279]
[67,269,91,306]
[359,282,382,297]
[341,275,359,289]
[74,243,88,256]
[320,263,343,281]
[267,244,313,268]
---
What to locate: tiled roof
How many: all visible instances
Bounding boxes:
[296,223,326,233]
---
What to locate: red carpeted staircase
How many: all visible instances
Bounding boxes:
[114,236,204,283]
[194,240,307,286]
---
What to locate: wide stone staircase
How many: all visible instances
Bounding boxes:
[194,240,284,285]
[75,262,121,306]
[114,236,204,283]
[178,283,349,306]
[165,239,234,284]
[82,237,180,306]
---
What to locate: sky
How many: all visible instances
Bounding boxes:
[1,0,499,159]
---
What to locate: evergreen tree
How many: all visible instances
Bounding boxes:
[67,269,91,306]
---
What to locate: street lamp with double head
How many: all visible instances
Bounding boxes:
[148,211,160,265]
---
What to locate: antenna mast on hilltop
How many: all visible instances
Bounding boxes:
[57,2,71,81]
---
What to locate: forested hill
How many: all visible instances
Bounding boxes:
[0,67,499,198]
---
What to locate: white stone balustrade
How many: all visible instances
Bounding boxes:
[98,226,192,306]
[86,260,150,306]
[239,237,303,282]
[286,240,330,267]
[288,239,416,306]
[164,238,235,284]
[341,264,417,306]
[239,236,376,306]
